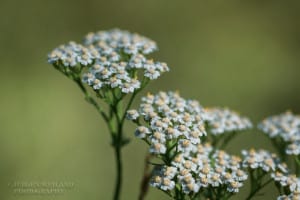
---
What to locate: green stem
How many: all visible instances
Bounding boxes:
[295,156,300,176]
[111,86,143,200]
[113,141,122,200]
[246,179,272,200]
[269,138,287,161]
[111,101,124,200]
[219,132,237,149]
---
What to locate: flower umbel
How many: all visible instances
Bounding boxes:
[259,111,300,156]
[127,91,207,156]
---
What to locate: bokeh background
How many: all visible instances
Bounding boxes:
[1,0,300,199]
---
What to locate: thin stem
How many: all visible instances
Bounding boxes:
[269,137,287,161]
[219,132,237,149]
[295,156,300,176]
[161,189,173,198]
[114,143,122,200]
[111,100,124,200]
[246,179,273,200]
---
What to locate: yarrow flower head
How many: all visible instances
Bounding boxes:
[47,29,169,95]
[241,149,288,173]
[258,111,300,155]
[126,91,207,155]
[204,107,252,135]
[149,143,247,196]
[83,29,158,55]
[48,41,100,67]
[81,30,169,94]
[271,168,300,199]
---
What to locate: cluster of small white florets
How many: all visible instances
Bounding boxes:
[150,143,247,194]
[241,149,300,200]
[126,91,207,154]
[83,29,157,55]
[272,171,300,198]
[204,107,252,135]
[48,29,169,94]
[48,41,100,67]
[241,149,288,173]
[258,112,300,155]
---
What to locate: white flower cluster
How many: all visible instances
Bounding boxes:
[242,149,288,173]
[150,143,247,194]
[274,173,300,193]
[82,56,168,93]
[258,112,300,155]
[48,42,100,67]
[272,172,300,199]
[126,91,207,154]
[82,29,169,93]
[242,149,298,200]
[48,29,169,94]
[204,107,252,135]
[83,29,157,55]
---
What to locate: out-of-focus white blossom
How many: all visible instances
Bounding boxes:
[259,111,300,155]
[204,107,252,135]
[242,149,285,172]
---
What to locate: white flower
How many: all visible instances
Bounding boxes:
[258,111,300,143]
[150,131,167,144]
[48,42,94,67]
[165,127,181,140]
[149,143,166,154]
[232,169,248,181]
[92,79,103,90]
[271,171,288,185]
[227,181,243,193]
[49,29,169,95]
[242,149,285,175]
[126,110,139,120]
[150,175,162,188]
[160,178,175,191]
[163,166,177,179]
[82,73,95,85]
[144,67,161,80]
[83,29,158,55]
[178,139,195,155]
[128,54,146,69]
[171,154,184,168]
[179,160,198,173]
[182,181,200,194]
[128,91,207,156]
[208,172,223,187]
[204,107,252,135]
[286,142,300,155]
[134,126,150,138]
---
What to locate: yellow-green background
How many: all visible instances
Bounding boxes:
[1,0,300,199]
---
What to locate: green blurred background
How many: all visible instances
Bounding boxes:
[1,0,300,199]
